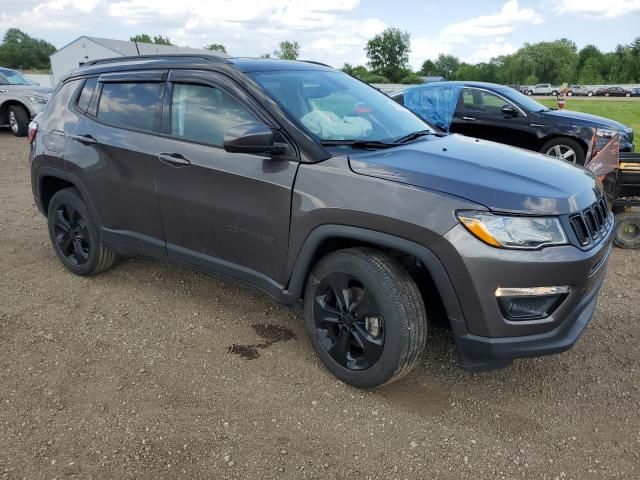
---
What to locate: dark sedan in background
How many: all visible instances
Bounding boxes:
[595,86,632,97]
[392,81,634,165]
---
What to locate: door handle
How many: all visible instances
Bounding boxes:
[461,116,476,121]
[69,134,97,145]
[158,153,191,167]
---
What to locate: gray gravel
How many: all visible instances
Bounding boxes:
[0,131,639,479]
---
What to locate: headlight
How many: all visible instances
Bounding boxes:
[457,211,567,249]
[25,95,48,105]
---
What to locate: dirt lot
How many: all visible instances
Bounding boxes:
[1,131,639,480]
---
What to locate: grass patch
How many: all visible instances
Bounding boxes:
[539,99,638,151]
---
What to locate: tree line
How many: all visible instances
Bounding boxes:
[2,27,638,86]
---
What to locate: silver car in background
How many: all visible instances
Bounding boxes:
[0,67,53,137]
[568,85,595,97]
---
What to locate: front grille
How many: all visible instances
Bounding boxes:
[569,198,611,247]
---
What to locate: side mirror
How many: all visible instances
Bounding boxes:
[223,123,286,155]
[501,104,518,117]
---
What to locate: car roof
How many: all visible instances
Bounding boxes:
[64,54,335,80]
[405,81,512,92]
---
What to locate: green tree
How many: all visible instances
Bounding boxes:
[129,34,173,45]
[274,40,300,60]
[365,28,411,83]
[433,54,460,79]
[419,59,437,76]
[341,63,369,79]
[204,43,227,54]
[0,28,56,70]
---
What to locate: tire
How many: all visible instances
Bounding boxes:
[303,248,427,388]
[551,90,558,96]
[540,137,586,165]
[47,188,118,275]
[605,93,610,97]
[613,211,640,249]
[526,90,533,96]
[587,91,593,97]
[625,92,631,97]
[7,105,29,137]
[567,91,574,96]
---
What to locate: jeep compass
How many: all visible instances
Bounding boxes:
[29,55,613,388]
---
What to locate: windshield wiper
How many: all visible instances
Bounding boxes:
[320,140,397,149]
[393,130,439,144]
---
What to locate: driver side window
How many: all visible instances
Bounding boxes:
[170,83,257,146]
[461,88,514,114]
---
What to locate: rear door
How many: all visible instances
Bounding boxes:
[451,87,535,149]
[65,71,167,255]
[153,70,299,285]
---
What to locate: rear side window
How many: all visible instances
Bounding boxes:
[170,83,257,145]
[38,79,82,132]
[97,82,162,132]
[77,77,98,112]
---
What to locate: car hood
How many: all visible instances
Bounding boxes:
[348,134,601,215]
[540,109,631,132]
[0,85,53,96]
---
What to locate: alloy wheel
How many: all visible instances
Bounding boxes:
[8,111,18,134]
[52,202,91,265]
[546,144,577,163]
[312,271,384,371]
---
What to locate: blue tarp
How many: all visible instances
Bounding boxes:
[404,83,462,132]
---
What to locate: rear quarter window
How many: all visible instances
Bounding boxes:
[77,77,98,112]
[38,79,83,132]
[97,82,163,132]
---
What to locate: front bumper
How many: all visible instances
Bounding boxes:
[430,220,613,371]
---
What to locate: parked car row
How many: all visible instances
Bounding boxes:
[518,83,639,97]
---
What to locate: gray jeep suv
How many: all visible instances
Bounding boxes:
[0,67,52,136]
[29,55,613,388]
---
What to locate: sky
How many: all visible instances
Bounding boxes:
[1,0,639,69]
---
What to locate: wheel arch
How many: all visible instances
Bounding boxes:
[283,225,466,333]
[0,99,30,124]
[35,168,100,225]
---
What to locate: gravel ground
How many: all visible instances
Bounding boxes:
[0,131,639,480]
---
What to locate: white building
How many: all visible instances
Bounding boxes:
[50,36,224,84]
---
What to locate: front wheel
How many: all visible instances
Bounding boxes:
[605,93,610,97]
[540,137,586,165]
[625,92,631,97]
[587,91,593,97]
[551,90,558,96]
[526,90,533,96]
[303,248,427,388]
[567,91,574,96]
[7,105,29,137]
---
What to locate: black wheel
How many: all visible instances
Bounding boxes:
[551,90,558,96]
[613,211,640,249]
[47,188,118,275]
[567,91,574,96]
[587,91,593,97]
[526,90,533,96]
[625,92,631,97]
[303,248,427,388]
[7,105,29,137]
[540,137,586,165]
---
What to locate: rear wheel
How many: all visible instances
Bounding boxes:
[47,188,118,275]
[613,211,640,249]
[540,137,586,165]
[625,92,631,97]
[567,91,574,96]
[303,248,427,388]
[587,91,593,97]
[526,90,533,96]
[7,105,29,137]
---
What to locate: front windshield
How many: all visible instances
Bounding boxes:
[249,70,434,143]
[0,69,30,85]
[496,86,549,112]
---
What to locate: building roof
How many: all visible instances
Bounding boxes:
[51,36,228,58]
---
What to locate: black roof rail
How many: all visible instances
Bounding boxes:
[82,53,231,67]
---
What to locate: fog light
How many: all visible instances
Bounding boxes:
[496,286,570,320]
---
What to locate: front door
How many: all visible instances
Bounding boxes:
[452,87,534,149]
[154,70,299,287]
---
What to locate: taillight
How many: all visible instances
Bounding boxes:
[28,121,38,144]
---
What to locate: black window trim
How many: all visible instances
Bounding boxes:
[72,76,100,116]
